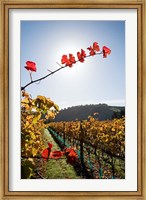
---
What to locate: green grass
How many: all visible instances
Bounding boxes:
[42,129,80,179]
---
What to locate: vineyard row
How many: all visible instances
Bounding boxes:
[48,116,125,179]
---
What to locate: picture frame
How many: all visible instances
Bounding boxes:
[0,0,145,199]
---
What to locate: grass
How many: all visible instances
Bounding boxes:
[41,129,80,179]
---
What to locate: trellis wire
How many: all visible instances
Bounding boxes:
[48,127,124,179]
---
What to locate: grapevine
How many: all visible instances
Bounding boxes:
[49,117,125,158]
[21,91,59,178]
[48,117,125,178]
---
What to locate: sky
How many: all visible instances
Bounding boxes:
[21,20,125,109]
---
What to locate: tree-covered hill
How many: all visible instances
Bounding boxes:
[53,104,125,122]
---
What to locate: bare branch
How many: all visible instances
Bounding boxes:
[47,69,53,73]
[21,65,67,91]
[21,52,103,91]
[56,62,63,68]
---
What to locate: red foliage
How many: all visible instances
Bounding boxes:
[87,46,96,56]
[77,49,86,62]
[93,42,100,52]
[41,143,65,160]
[102,46,111,58]
[61,54,76,67]
[25,61,37,72]
[41,148,50,159]
[48,142,53,149]
[87,42,100,56]
[81,49,86,57]
[50,150,64,159]
[41,143,53,159]
[65,148,78,164]
[69,54,76,64]
[61,55,68,64]
[61,42,111,67]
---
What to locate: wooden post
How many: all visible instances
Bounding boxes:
[63,123,66,147]
[95,148,102,179]
[112,156,115,179]
[73,139,75,147]
[63,132,65,146]
[80,121,85,177]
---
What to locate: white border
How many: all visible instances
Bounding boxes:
[9,9,137,191]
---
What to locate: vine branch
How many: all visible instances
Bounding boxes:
[21,66,67,91]
[21,52,103,91]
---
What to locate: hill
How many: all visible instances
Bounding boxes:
[53,104,125,122]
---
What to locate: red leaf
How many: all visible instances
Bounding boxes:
[41,143,52,159]
[102,46,111,58]
[50,151,64,159]
[93,42,100,52]
[65,148,78,164]
[25,61,37,72]
[61,54,75,67]
[48,143,53,149]
[69,54,76,64]
[41,148,50,159]
[87,46,95,56]
[77,49,86,63]
[66,59,73,67]
[89,50,95,56]
[77,52,84,62]
[87,42,100,56]
[81,49,86,57]
[87,46,93,51]
[61,55,68,64]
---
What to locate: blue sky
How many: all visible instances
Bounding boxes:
[21,20,125,109]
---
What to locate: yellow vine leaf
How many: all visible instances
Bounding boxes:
[32,148,37,156]
[30,131,36,140]
[21,97,30,104]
